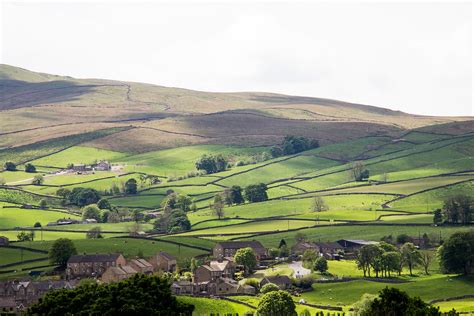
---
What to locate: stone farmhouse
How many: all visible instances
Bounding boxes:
[102,265,138,283]
[260,275,292,290]
[149,251,177,272]
[66,254,126,279]
[129,258,154,274]
[213,241,267,260]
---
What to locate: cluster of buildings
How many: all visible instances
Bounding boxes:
[71,160,111,172]
[66,252,177,282]
[172,241,268,296]
[0,280,78,313]
[292,239,379,259]
[46,218,98,227]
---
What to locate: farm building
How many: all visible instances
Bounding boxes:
[129,259,153,274]
[149,251,177,272]
[0,236,9,246]
[336,239,379,252]
[213,241,267,260]
[66,253,126,278]
[260,275,292,290]
[101,265,137,283]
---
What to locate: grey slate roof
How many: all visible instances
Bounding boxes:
[68,253,122,264]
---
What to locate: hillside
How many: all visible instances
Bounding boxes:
[0,64,473,313]
[1,64,471,152]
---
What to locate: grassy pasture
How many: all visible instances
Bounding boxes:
[435,298,474,312]
[301,275,474,307]
[191,219,250,229]
[0,128,128,165]
[332,175,474,196]
[188,194,394,224]
[108,194,164,209]
[0,247,46,265]
[0,203,80,228]
[16,238,209,262]
[31,146,129,167]
[45,222,154,233]
[390,180,474,212]
[245,225,473,249]
[1,171,42,185]
[216,155,340,187]
[116,145,267,177]
[0,230,124,241]
[177,296,254,315]
[158,236,216,250]
[175,219,327,236]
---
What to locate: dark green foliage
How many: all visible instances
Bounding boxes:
[26,274,194,315]
[34,222,42,228]
[442,195,473,224]
[39,199,48,209]
[278,239,287,248]
[56,188,71,199]
[67,187,101,207]
[154,209,191,233]
[3,161,16,171]
[31,174,44,185]
[49,238,77,266]
[260,283,279,294]
[257,290,297,316]
[161,193,192,212]
[244,183,268,202]
[82,204,101,221]
[124,178,138,195]
[24,163,36,173]
[396,234,412,244]
[195,154,227,174]
[132,209,144,222]
[368,287,441,315]
[234,247,257,275]
[270,136,319,157]
[86,227,102,239]
[97,198,111,210]
[17,231,35,242]
[313,256,328,273]
[433,209,443,225]
[438,230,474,275]
[230,185,245,204]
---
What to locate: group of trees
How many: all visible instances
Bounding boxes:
[270,135,319,158]
[302,250,328,273]
[3,161,38,173]
[353,287,443,316]
[26,274,194,315]
[57,187,101,207]
[438,230,474,275]
[234,247,257,275]
[17,231,35,242]
[350,161,370,181]
[154,193,192,233]
[357,242,431,277]
[434,194,473,225]
[243,183,268,202]
[195,154,228,174]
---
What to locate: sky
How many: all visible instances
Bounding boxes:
[0,1,472,116]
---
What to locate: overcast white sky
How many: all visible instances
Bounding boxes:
[1,1,472,116]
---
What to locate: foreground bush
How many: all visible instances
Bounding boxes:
[27,274,194,315]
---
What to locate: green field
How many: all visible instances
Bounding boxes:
[31,146,129,167]
[301,275,474,307]
[0,203,80,228]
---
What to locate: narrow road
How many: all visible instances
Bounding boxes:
[288,261,311,278]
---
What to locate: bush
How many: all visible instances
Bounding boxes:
[313,257,328,273]
[39,199,48,209]
[24,163,36,173]
[3,161,16,171]
[257,290,297,316]
[260,283,279,294]
[31,175,44,185]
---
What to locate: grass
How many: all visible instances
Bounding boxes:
[17,237,209,263]
[250,263,294,279]
[435,298,474,312]
[301,275,474,307]
[0,230,125,241]
[176,219,322,236]
[390,180,474,212]
[45,222,154,233]
[177,296,254,315]
[0,247,46,265]
[244,225,474,249]
[0,203,80,229]
[0,128,129,165]
[31,146,129,167]
[216,155,340,187]
[116,145,267,177]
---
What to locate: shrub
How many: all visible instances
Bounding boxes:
[260,283,279,294]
